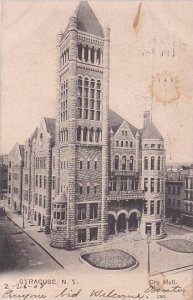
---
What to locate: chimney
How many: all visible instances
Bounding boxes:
[143,111,151,128]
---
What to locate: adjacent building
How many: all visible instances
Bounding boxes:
[0,154,8,204]
[7,1,166,249]
[166,165,193,227]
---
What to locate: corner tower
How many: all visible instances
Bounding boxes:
[51,1,110,249]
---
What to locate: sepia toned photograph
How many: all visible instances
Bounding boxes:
[0,1,193,299]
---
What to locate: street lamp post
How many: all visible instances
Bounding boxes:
[22,205,25,228]
[147,231,151,276]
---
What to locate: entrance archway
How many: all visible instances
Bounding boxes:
[108,214,116,234]
[128,212,138,231]
[117,213,127,232]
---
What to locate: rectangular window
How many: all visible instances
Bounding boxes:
[44,176,46,189]
[168,186,171,194]
[36,175,38,187]
[57,212,60,220]
[39,195,42,207]
[145,223,152,235]
[90,227,98,241]
[87,160,90,170]
[172,186,176,194]
[94,185,97,194]
[78,204,86,220]
[150,200,154,215]
[157,178,160,193]
[144,178,148,192]
[94,161,97,170]
[177,186,180,195]
[121,180,127,191]
[150,178,154,192]
[39,175,42,188]
[8,185,11,193]
[87,185,90,194]
[78,229,86,243]
[156,223,161,235]
[52,176,55,190]
[79,184,83,195]
[43,196,46,208]
[80,160,83,170]
[90,203,98,219]
[177,200,180,208]
[144,200,148,214]
[53,156,55,169]
[157,200,160,215]
[96,111,100,121]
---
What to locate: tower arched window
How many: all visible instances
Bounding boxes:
[83,127,88,142]
[129,156,134,170]
[77,126,81,141]
[115,155,119,170]
[144,157,148,170]
[84,45,88,62]
[97,48,101,64]
[78,44,82,60]
[151,156,155,170]
[95,128,100,143]
[89,128,94,142]
[91,47,95,64]
[122,156,127,170]
[116,140,119,147]
[157,156,161,170]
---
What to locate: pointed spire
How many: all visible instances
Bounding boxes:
[74,1,104,37]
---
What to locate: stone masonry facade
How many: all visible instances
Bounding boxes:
[7,1,166,250]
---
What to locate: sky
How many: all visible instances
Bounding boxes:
[1,0,193,163]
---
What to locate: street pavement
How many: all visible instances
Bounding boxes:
[0,216,62,273]
[2,207,193,277]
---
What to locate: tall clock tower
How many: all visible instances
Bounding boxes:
[51,1,110,249]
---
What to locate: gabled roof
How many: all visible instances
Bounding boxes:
[52,191,67,203]
[9,143,24,161]
[29,127,38,142]
[109,109,138,137]
[141,122,163,140]
[44,118,56,141]
[75,1,104,37]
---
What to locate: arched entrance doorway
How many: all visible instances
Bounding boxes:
[108,214,116,234]
[117,213,127,232]
[38,213,41,226]
[128,212,138,231]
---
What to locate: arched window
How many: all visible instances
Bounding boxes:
[78,44,82,60]
[77,126,81,141]
[91,47,95,64]
[95,128,100,143]
[122,156,127,170]
[157,156,161,170]
[130,141,133,148]
[125,141,128,147]
[129,156,134,170]
[83,127,88,142]
[121,141,124,147]
[89,128,94,142]
[151,156,155,170]
[116,140,119,147]
[144,157,148,170]
[84,45,88,62]
[115,155,119,170]
[97,48,101,64]
[66,129,68,141]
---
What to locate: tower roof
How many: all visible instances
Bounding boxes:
[75,1,104,37]
[141,122,163,140]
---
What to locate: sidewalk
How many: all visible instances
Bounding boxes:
[166,222,193,232]
[5,207,87,274]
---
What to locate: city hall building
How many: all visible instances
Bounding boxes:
[7,1,166,249]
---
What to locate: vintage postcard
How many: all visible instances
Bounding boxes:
[0,0,193,299]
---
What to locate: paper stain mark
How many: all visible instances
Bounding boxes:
[149,72,180,105]
[183,283,193,300]
[133,3,142,33]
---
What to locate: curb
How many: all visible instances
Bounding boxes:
[6,213,64,270]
